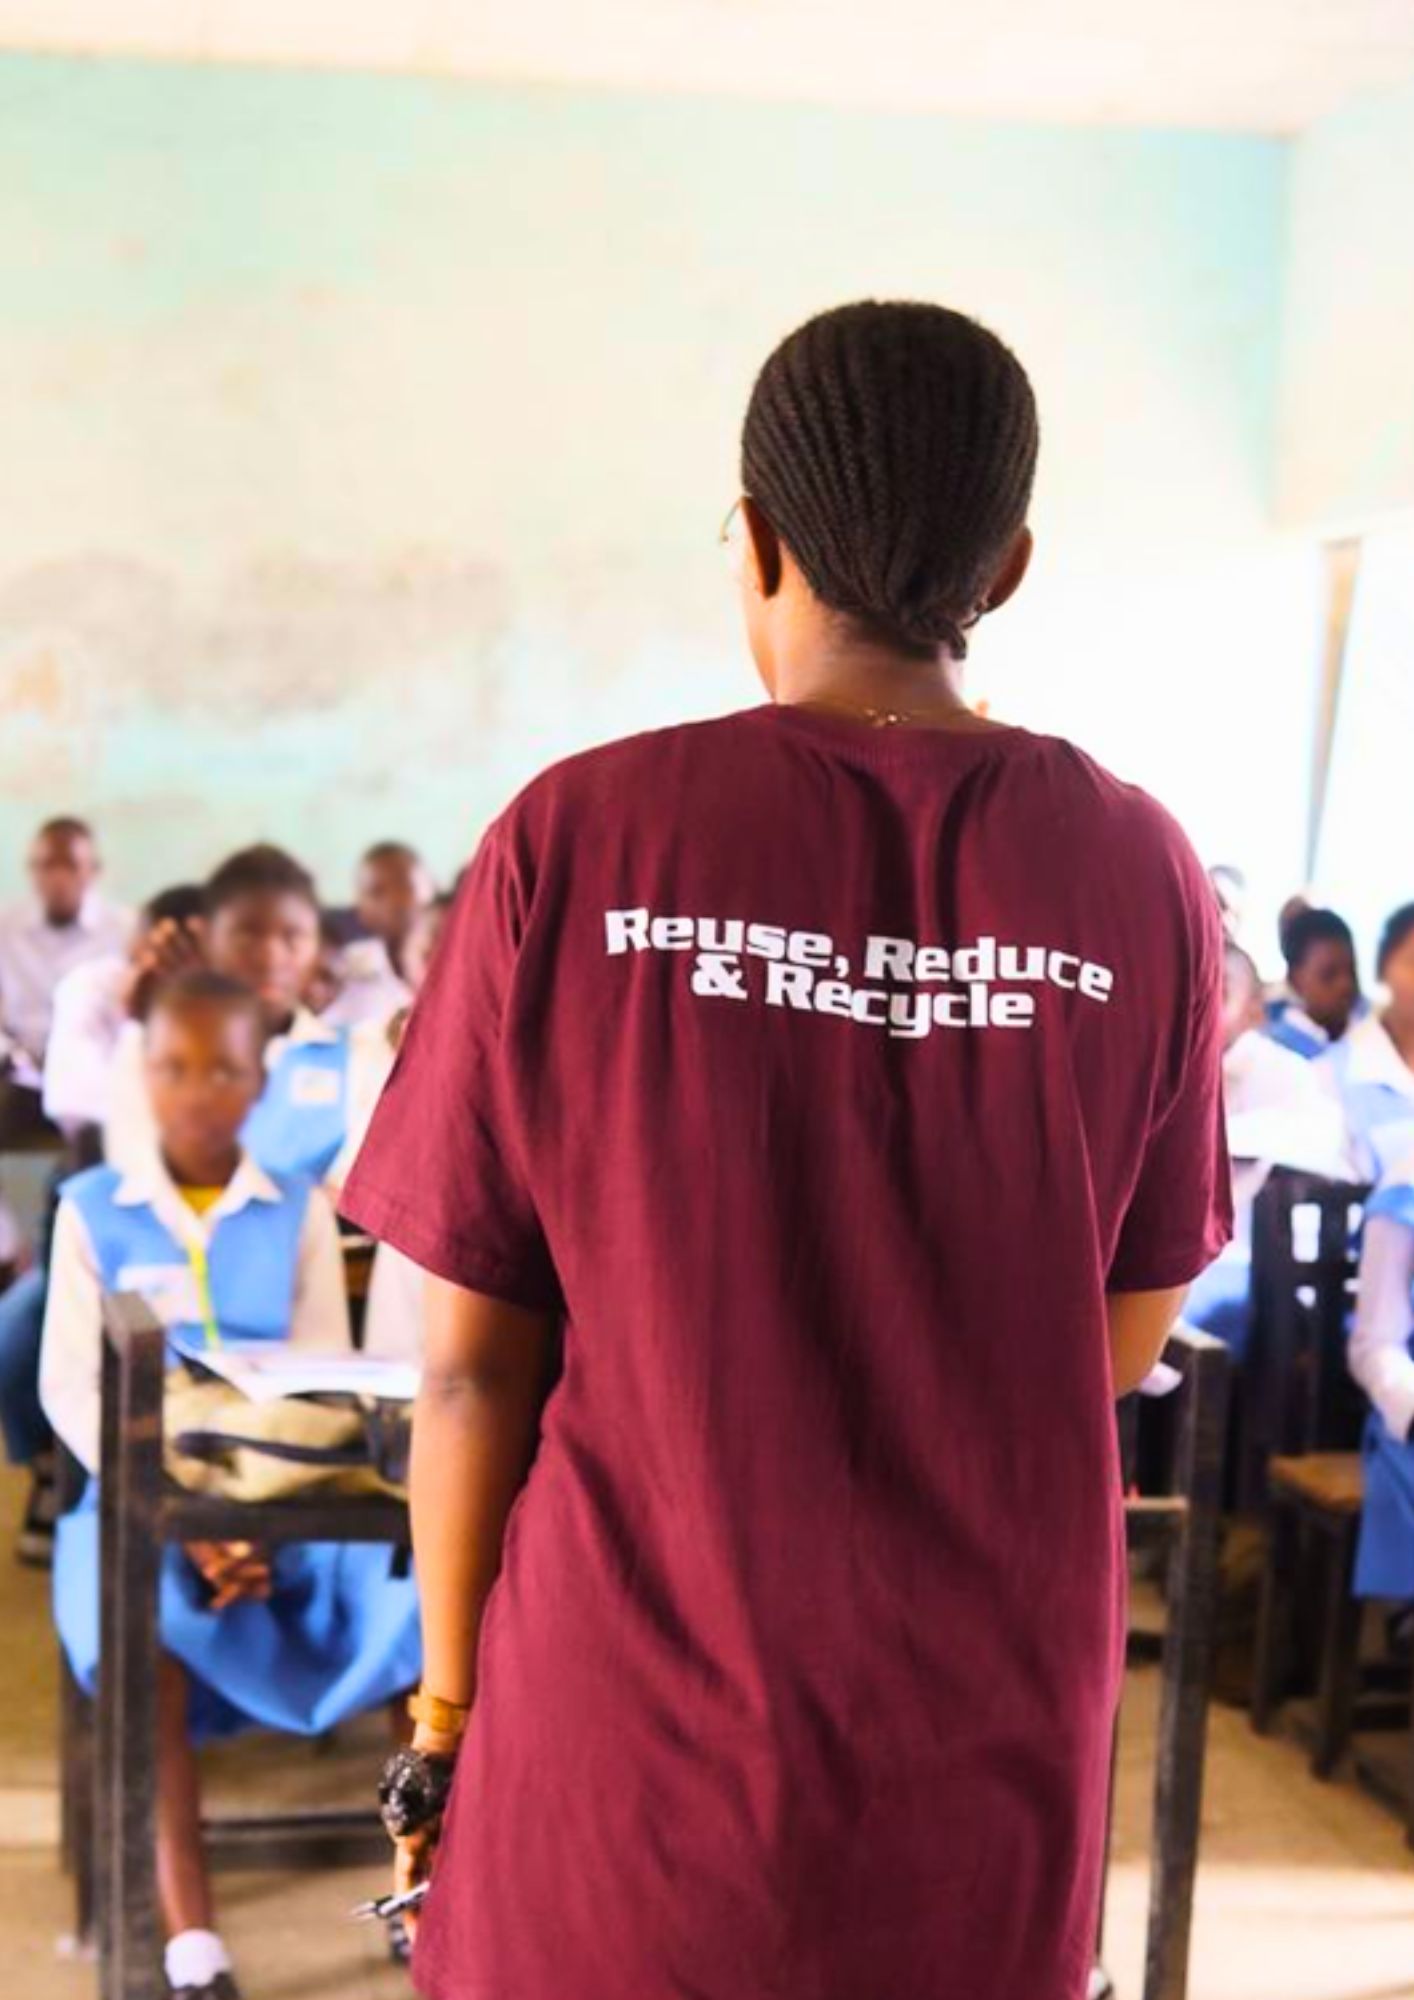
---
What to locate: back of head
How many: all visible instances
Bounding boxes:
[741,300,1039,658]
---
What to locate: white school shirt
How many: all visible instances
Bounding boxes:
[1217,1030,1347,1262]
[1316,1012,1414,1183]
[323,938,413,1031]
[39,1150,350,1476]
[330,1010,425,1360]
[42,953,130,1130]
[104,1007,350,1182]
[1349,1154,1414,1445]
[0,893,134,1086]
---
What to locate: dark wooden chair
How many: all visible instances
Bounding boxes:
[1251,1451,1365,1777]
[78,1294,410,2000]
[1096,1321,1233,2000]
[1242,1170,1369,1508]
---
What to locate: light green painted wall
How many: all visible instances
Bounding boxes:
[0,55,1306,925]
[1278,76,1414,529]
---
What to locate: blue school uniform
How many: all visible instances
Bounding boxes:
[1355,1178,1414,1598]
[1321,1014,1414,1186]
[52,1162,420,1740]
[1265,998,1330,1062]
[244,1025,352,1182]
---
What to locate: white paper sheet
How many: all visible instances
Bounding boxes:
[176,1339,420,1405]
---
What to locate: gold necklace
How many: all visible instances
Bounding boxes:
[798,698,948,730]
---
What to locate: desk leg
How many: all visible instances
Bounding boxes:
[97,1332,163,2000]
[1143,1347,1229,2000]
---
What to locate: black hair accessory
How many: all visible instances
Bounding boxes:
[378,1746,457,1840]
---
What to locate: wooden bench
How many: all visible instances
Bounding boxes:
[72,1293,410,2000]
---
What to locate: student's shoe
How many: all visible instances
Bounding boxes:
[15,1459,57,1568]
[170,1978,242,2000]
[1087,1968,1116,2000]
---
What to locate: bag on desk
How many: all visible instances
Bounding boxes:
[163,1366,410,1503]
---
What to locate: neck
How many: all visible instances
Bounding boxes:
[770,635,983,725]
[1383,1006,1414,1063]
[162,1143,241,1190]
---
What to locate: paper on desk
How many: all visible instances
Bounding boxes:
[178,1340,420,1405]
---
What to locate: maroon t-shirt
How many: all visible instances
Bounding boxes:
[343,705,1231,2000]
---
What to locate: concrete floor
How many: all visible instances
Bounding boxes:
[0,1466,1411,2000]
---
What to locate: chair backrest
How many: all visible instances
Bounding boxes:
[1248,1168,1368,1469]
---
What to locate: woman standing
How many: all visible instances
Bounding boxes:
[344,301,1230,2000]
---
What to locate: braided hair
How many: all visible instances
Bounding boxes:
[741,301,1038,660]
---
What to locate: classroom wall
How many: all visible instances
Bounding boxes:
[0,55,1313,935]
[1277,76,1414,530]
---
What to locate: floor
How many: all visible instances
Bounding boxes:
[0,1465,1411,2000]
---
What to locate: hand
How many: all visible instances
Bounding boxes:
[124,917,208,1018]
[387,1722,463,1942]
[186,1539,272,1609]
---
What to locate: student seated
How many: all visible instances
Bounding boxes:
[1265,906,1362,1061]
[0,816,134,1143]
[41,972,420,2000]
[338,894,453,1360]
[1183,943,1345,1358]
[323,842,435,1029]
[106,846,360,1185]
[1319,902,1414,1184]
[43,884,206,1140]
[1348,1142,1414,1605]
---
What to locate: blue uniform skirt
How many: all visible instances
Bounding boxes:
[1354,1414,1414,1600]
[54,1486,422,1741]
[1182,1255,1254,1363]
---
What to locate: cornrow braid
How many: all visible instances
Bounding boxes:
[741,301,1039,659]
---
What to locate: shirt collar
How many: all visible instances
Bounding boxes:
[113,1148,283,1227]
[1343,1012,1414,1097]
[288,1007,341,1048]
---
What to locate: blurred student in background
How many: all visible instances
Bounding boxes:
[1265,906,1362,1060]
[43,885,206,1144]
[1183,942,1344,1357]
[0,818,133,1144]
[324,842,435,1029]
[1320,903,1414,1184]
[106,846,356,1185]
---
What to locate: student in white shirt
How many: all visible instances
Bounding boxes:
[1265,906,1362,1063]
[105,847,359,1187]
[0,817,133,1139]
[335,895,452,1360]
[322,842,434,1029]
[1319,902,1414,1185]
[1184,943,1346,1357]
[42,884,206,1138]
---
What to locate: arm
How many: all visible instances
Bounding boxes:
[1106,1286,1187,1398]
[38,1201,105,1474]
[287,1190,354,1353]
[410,1275,555,1721]
[1348,1215,1414,1441]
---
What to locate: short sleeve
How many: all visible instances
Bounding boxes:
[338,820,562,1313]
[1107,863,1234,1293]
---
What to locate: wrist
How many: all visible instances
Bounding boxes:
[407,1687,472,1740]
[411,1721,464,1758]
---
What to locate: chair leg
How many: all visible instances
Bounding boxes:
[1311,1521,1362,1780]
[1252,1500,1296,1733]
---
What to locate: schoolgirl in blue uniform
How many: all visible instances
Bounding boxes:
[41,972,419,2000]
[1265,905,1363,1061]
[104,845,359,1187]
[1318,903,1414,1184]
